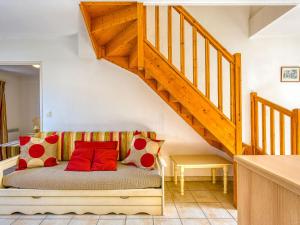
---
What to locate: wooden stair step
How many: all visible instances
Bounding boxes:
[180,106,193,124]
[169,95,179,103]
[105,21,137,56]
[157,83,165,92]
[91,4,137,35]
[129,45,138,68]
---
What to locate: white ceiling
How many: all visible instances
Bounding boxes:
[0,65,39,77]
[0,0,78,38]
[0,0,299,39]
[254,4,300,37]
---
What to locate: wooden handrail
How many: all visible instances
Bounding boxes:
[145,5,242,155]
[173,6,234,63]
[250,92,300,155]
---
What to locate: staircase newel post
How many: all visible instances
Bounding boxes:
[292,109,300,154]
[233,53,242,209]
[137,3,145,71]
[234,53,242,155]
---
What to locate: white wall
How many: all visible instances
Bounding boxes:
[0,5,299,176]
[0,36,224,176]
[0,71,39,141]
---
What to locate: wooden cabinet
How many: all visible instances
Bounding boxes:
[235,155,300,225]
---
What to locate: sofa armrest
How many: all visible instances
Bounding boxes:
[0,155,19,188]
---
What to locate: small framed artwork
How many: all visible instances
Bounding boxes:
[281,66,300,82]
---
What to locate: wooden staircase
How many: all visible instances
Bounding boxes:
[80,2,242,157]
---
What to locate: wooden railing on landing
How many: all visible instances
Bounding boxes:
[138,5,242,155]
[251,92,300,155]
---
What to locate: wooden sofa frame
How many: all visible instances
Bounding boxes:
[0,155,166,215]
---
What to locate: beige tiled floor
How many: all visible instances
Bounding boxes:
[0,181,236,225]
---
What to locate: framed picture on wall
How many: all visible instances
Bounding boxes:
[281,66,300,82]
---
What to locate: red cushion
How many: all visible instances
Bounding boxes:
[65,148,94,171]
[75,141,118,150]
[91,149,118,171]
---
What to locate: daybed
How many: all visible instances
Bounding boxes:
[0,131,166,215]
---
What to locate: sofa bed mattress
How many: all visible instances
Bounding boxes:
[3,162,161,190]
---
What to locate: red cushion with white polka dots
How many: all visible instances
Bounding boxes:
[121,133,164,170]
[17,135,59,170]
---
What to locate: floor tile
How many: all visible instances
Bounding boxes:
[199,203,232,219]
[213,192,233,204]
[153,218,181,225]
[97,219,125,225]
[222,202,237,219]
[41,219,70,225]
[46,214,73,219]
[175,203,205,218]
[125,218,153,225]
[12,219,43,225]
[100,215,126,220]
[205,182,224,191]
[164,191,173,203]
[172,191,195,203]
[192,191,219,203]
[209,218,237,225]
[127,215,152,219]
[186,182,209,191]
[181,218,210,225]
[68,219,99,225]
[153,203,178,219]
[0,218,15,225]
[72,215,100,220]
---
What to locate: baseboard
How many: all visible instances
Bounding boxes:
[164,176,233,182]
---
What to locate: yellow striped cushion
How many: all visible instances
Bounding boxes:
[37,131,156,161]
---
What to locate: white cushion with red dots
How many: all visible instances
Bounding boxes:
[17,135,59,170]
[121,134,164,170]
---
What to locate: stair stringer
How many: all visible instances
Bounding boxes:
[144,41,236,154]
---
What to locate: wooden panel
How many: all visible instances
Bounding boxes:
[180,13,185,75]
[277,187,300,225]
[105,22,137,56]
[144,42,236,153]
[250,172,278,225]
[92,4,137,35]
[205,39,210,99]
[236,156,300,225]
[0,196,161,206]
[237,165,251,225]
